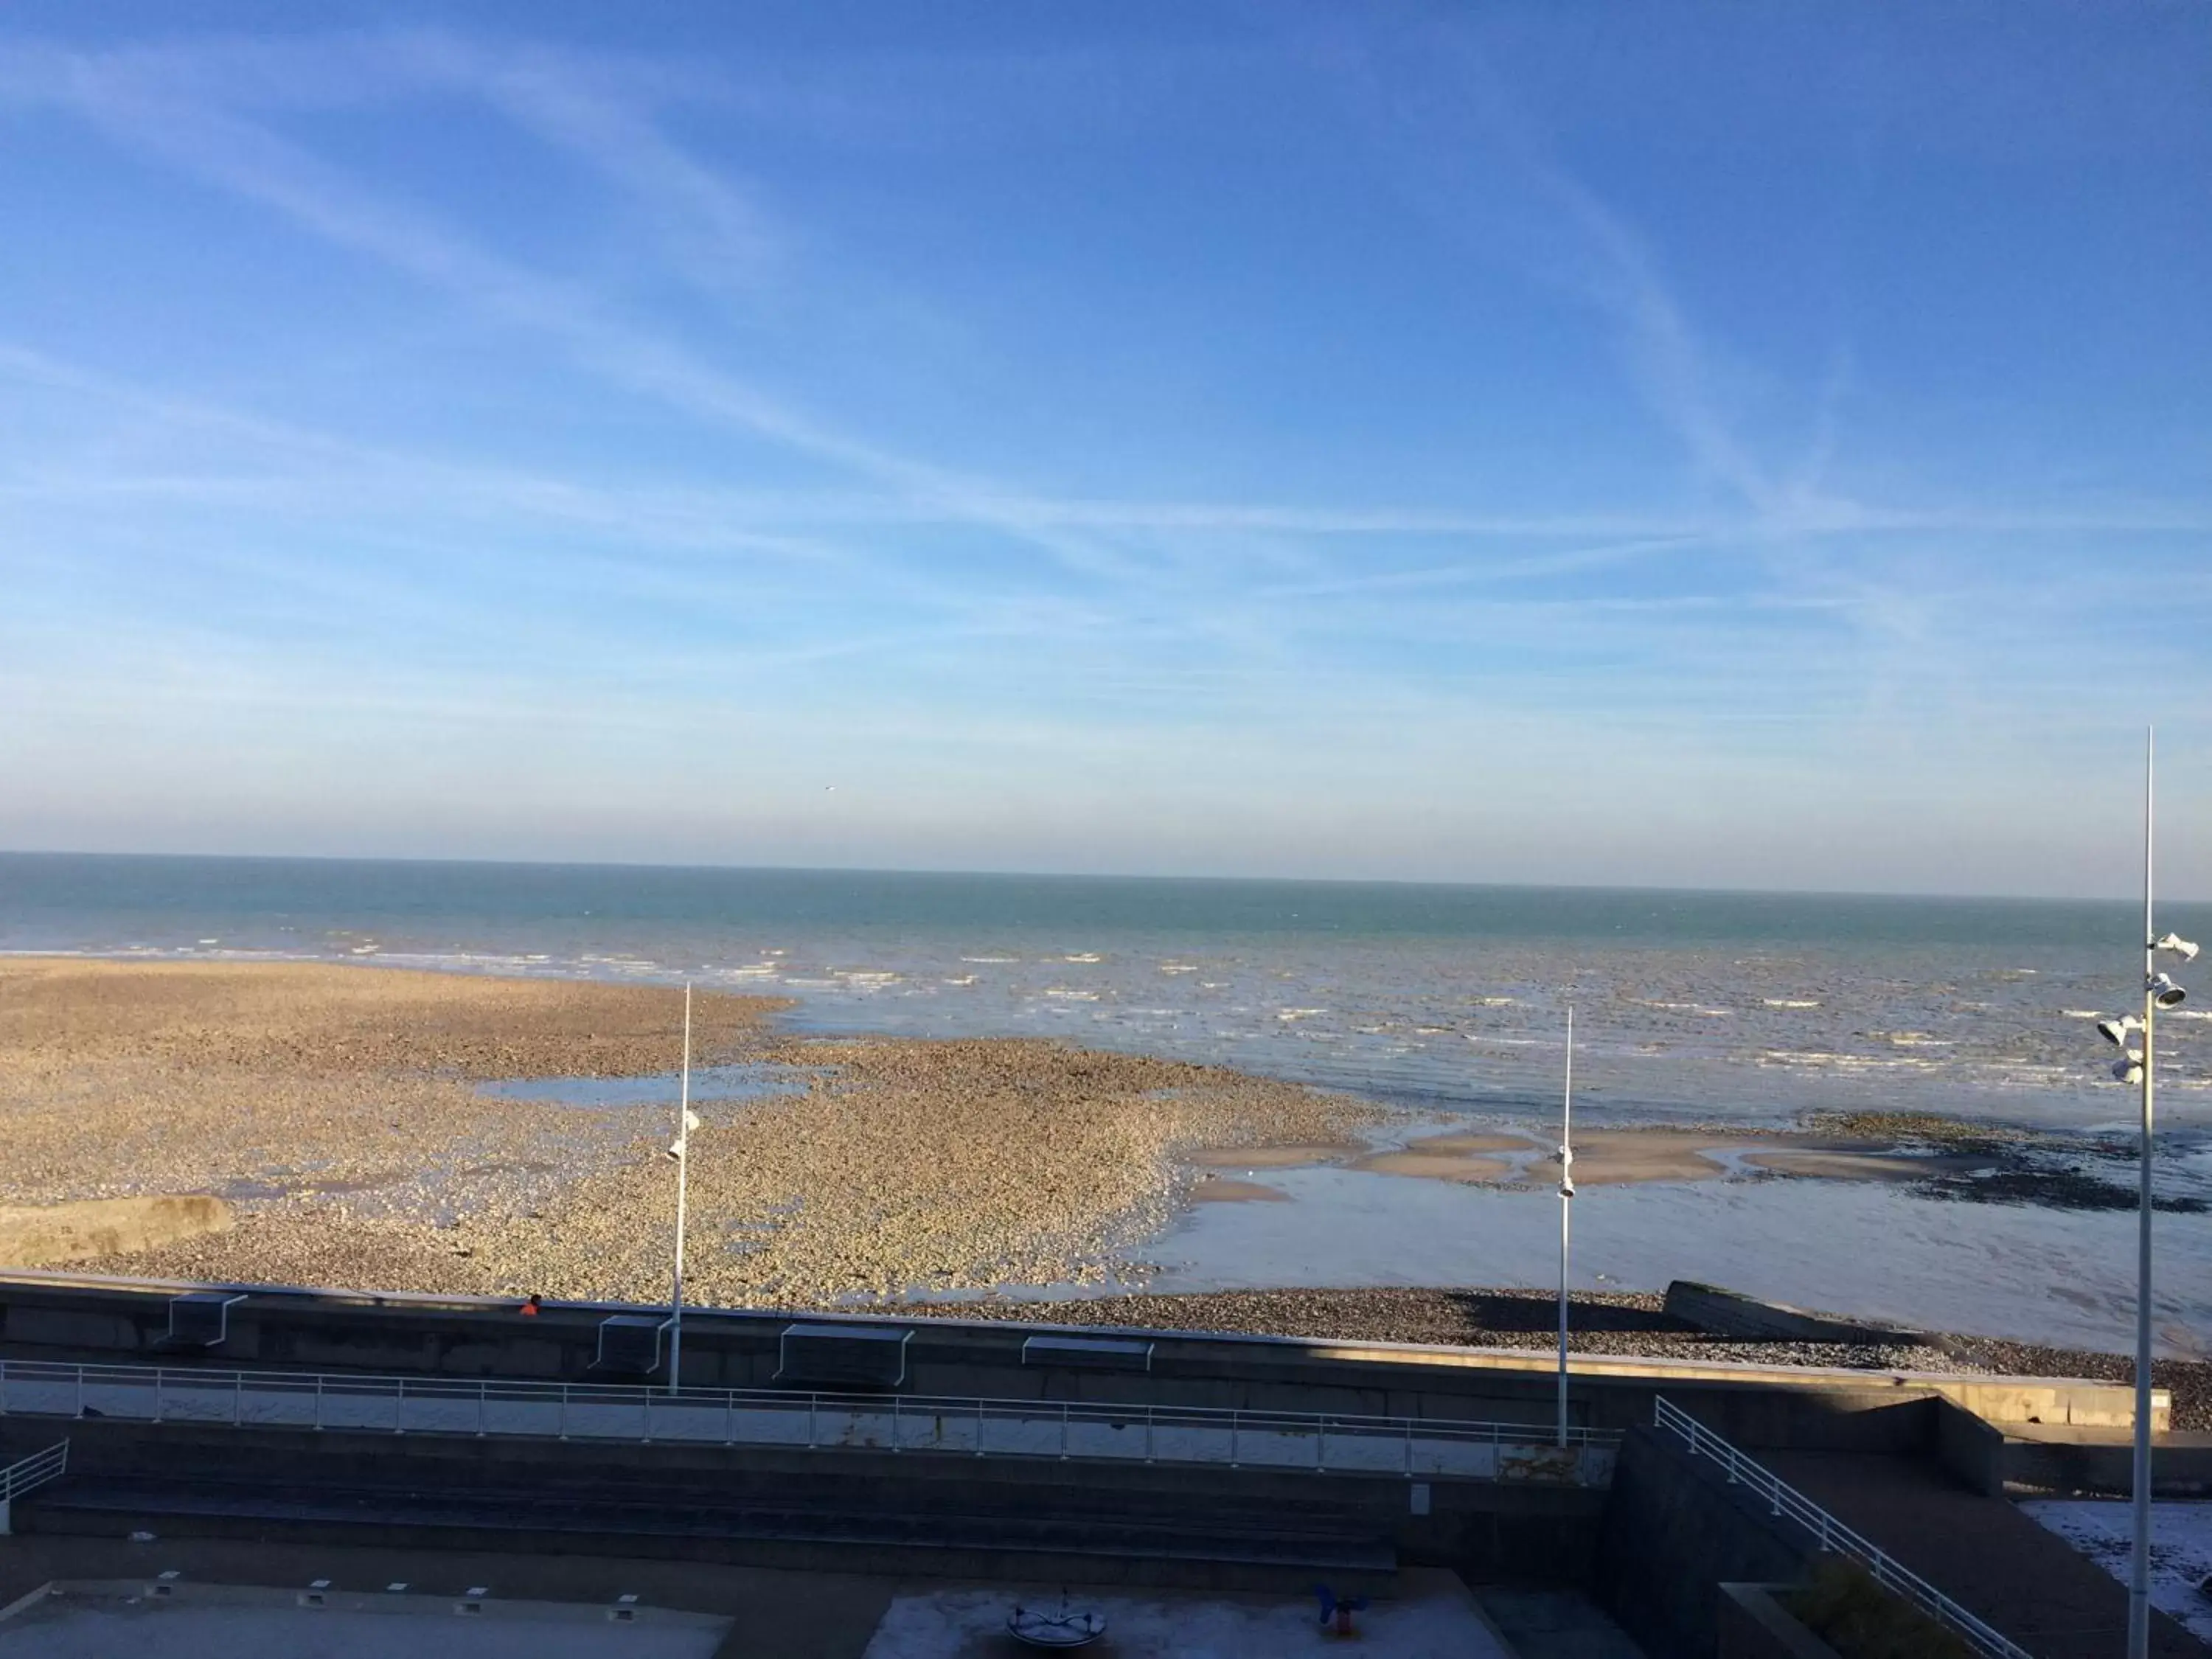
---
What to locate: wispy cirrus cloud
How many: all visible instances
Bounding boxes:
[1,35,1167,591]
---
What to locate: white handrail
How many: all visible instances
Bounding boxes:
[1652,1397,2034,1659]
[0,1357,1618,1485]
[0,1439,68,1500]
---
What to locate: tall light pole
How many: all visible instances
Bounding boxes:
[1557,1005,1575,1450]
[666,983,700,1396]
[2090,728,2197,1659]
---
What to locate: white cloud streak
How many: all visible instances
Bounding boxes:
[5,37,1170,591]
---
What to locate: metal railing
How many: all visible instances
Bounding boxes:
[1652,1397,2032,1659]
[0,1439,69,1534]
[0,1359,1618,1486]
[1,1439,68,1501]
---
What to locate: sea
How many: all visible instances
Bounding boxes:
[4,853,2209,1351]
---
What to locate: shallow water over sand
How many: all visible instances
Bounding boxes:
[1135,1158,2212,1356]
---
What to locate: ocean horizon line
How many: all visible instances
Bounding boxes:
[0,846,2199,911]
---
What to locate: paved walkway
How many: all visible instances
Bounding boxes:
[0,1360,1613,1486]
[1761,1450,2211,1659]
[0,1535,896,1659]
[0,1536,1493,1658]
[1478,1588,1649,1659]
[861,1571,1503,1658]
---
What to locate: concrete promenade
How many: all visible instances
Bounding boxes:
[0,1357,1617,1486]
[0,1534,895,1659]
[0,1270,2160,1437]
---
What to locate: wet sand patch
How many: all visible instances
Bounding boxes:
[1352,1150,1517,1183]
[1354,1126,1958,1189]
[1537,1128,1770,1184]
[1745,1149,1947,1182]
[1330,1117,2201,1220]
[1190,1177,1293,1203]
[1185,1144,1352,1169]
[1397,1132,1543,1155]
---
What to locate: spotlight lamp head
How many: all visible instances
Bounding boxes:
[2112,1056,2146,1085]
[2096,1017,2142,1046]
[2149,973,2188,1009]
[2154,933,2202,963]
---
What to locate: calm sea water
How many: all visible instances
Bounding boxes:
[4,852,2208,1130]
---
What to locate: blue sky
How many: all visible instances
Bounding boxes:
[2,3,2209,896]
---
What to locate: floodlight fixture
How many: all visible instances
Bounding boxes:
[668,983,695,1397]
[2093,725,2193,1659]
[1555,1007,1574,1450]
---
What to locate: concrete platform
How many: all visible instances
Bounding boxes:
[858,1568,1503,1658]
[0,1536,1503,1658]
[0,1534,896,1659]
[0,1580,730,1658]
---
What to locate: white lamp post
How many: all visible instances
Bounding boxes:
[2089,728,2197,1659]
[1557,1004,1575,1449]
[665,983,700,1396]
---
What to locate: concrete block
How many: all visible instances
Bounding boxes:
[1929,1379,2167,1434]
[0,1197,232,1270]
[776,1322,911,1388]
[2000,1426,2212,1498]
[1664,1281,1924,1346]
[1718,1584,1841,1659]
[1023,1334,1153,1373]
[1933,1398,2006,1497]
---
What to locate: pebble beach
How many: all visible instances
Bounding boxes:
[0,957,1379,1305]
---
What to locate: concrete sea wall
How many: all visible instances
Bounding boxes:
[0,1200,232,1269]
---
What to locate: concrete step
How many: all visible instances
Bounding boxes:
[24,1475,1398,1587]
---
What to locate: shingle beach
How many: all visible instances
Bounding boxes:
[0,958,1377,1304]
